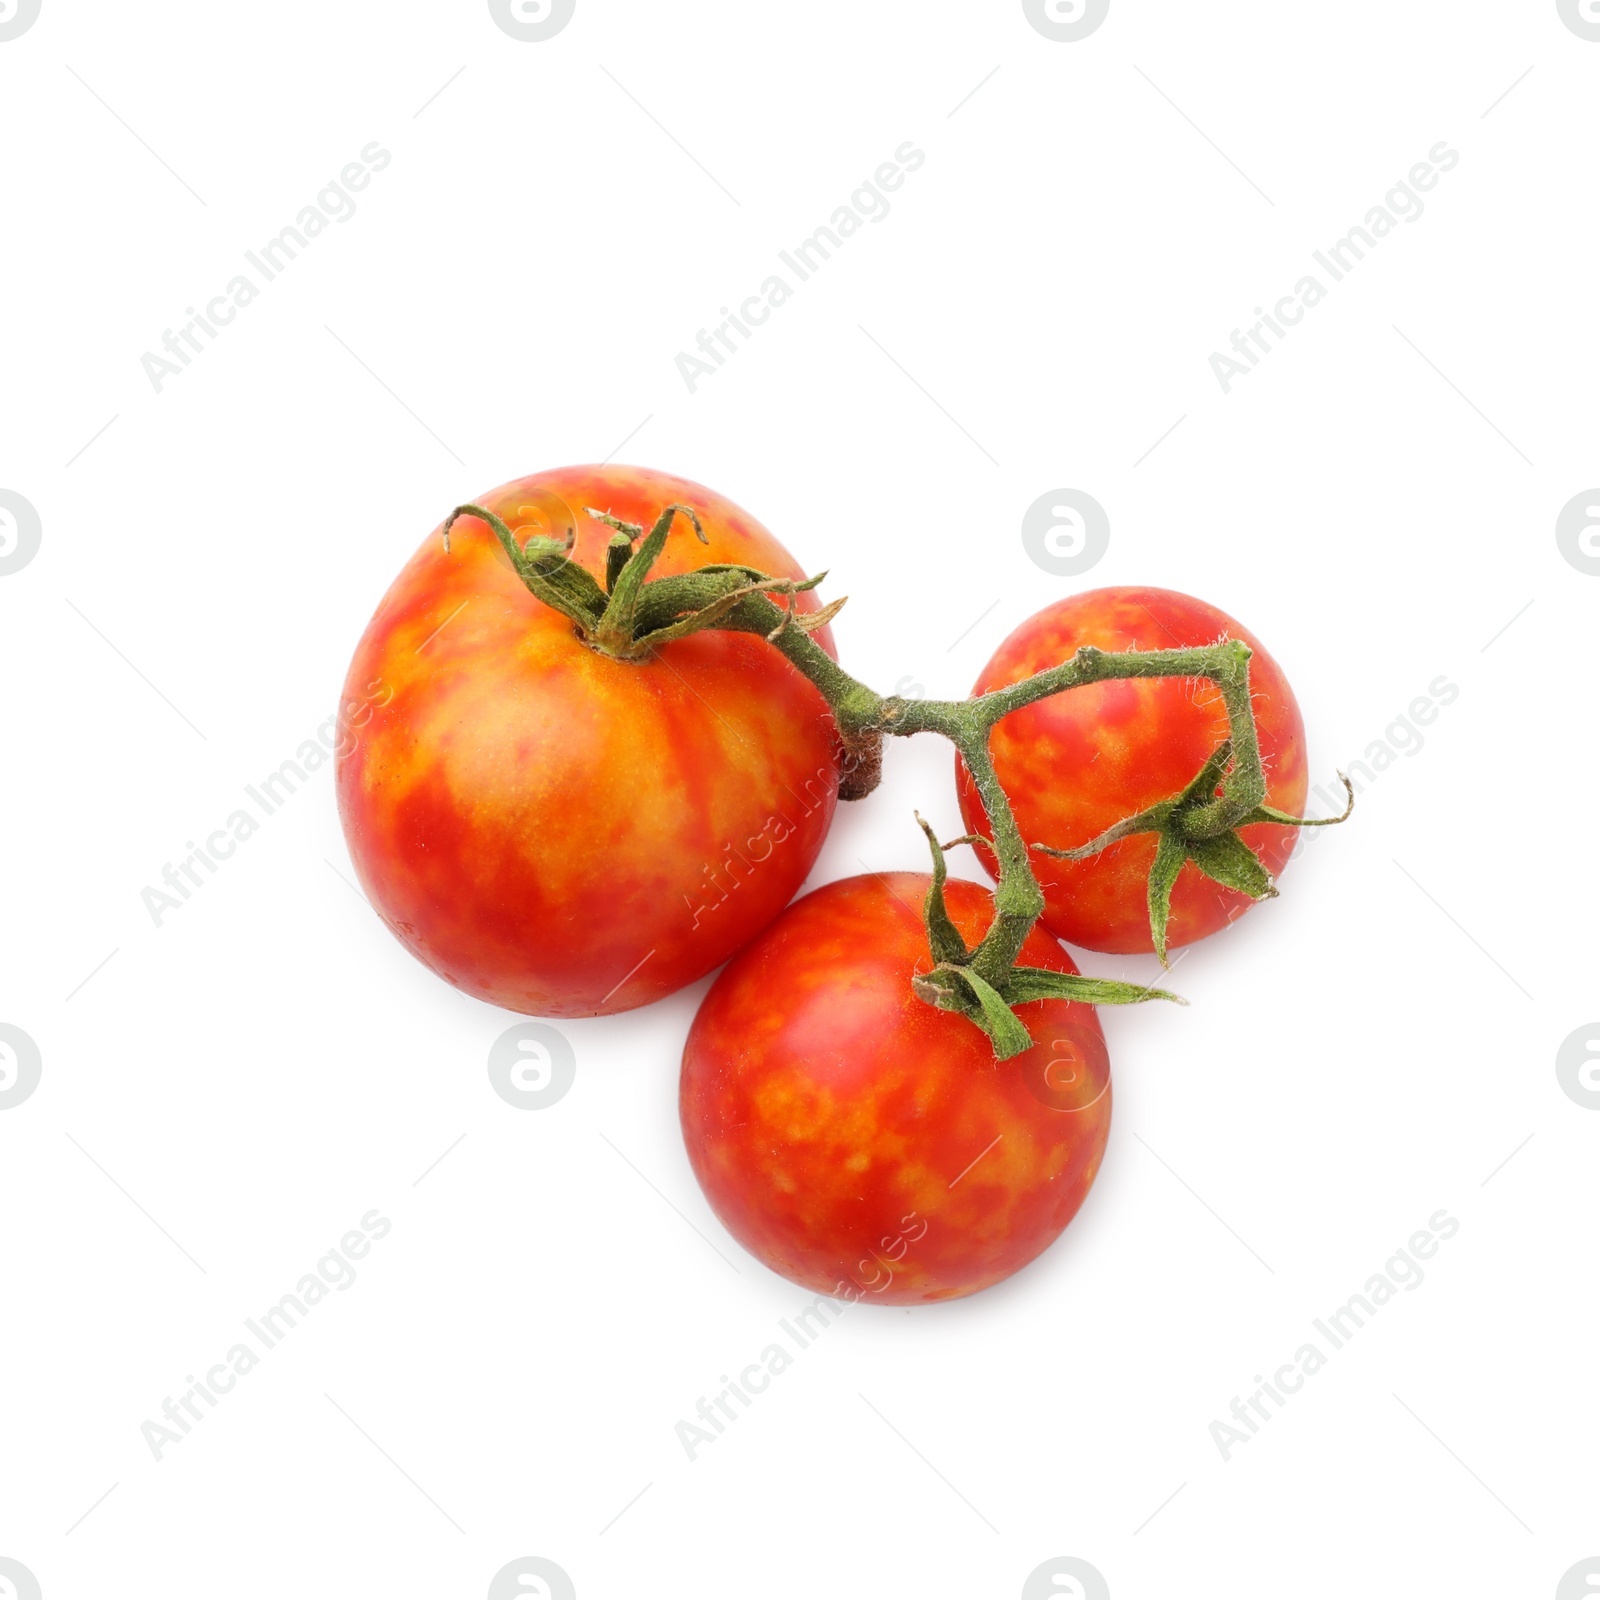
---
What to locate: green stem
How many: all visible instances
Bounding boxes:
[444,498,1338,1053]
[954,733,1045,984]
[713,595,1275,986]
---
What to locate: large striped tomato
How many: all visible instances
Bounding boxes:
[336,465,839,1017]
[957,587,1307,954]
[680,873,1112,1304]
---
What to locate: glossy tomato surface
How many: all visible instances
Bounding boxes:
[680,873,1112,1304]
[337,465,839,1017]
[957,587,1307,954]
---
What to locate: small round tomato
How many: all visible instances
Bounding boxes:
[956,586,1307,954]
[337,464,840,1018]
[680,873,1112,1304]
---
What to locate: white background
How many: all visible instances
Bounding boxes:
[2,2,1598,1597]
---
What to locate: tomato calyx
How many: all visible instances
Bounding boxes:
[910,815,1184,1060]
[1035,740,1357,965]
[441,501,843,663]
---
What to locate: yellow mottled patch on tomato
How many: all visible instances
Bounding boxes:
[751,1074,841,1145]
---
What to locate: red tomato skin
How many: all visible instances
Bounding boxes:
[336,465,839,1017]
[956,587,1308,955]
[680,873,1112,1304]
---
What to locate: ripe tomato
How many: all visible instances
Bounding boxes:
[956,587,1307,955]
[337,465,839,1017]
[680,873,1112,1304]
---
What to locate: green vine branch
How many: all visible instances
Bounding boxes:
[441,502,1353,1058]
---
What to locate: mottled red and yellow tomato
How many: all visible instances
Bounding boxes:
[680,873,1112,1304]
[337,464,840,1017]
[957,587,1307,954]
